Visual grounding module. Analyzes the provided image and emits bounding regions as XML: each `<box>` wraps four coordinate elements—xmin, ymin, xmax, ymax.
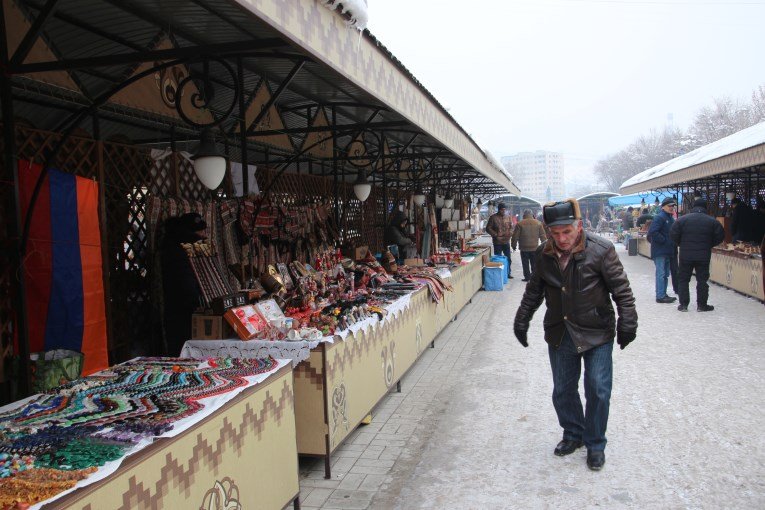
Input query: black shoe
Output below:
<box><xmin>656</xmin><ymin>296</ymin><xmax>676</xmax><ymax>304</ymax></box>
<box><xmin>521</xmin><ymin>278</ymin><xmax>529</xmax><ymax>282</ymax></box>
<box><xmin>554</xmin><ymin>439</ymin><xmax>584</xmax><ymax>457</ymax></box>
<box><xmin>677</xmin><ymin>304</ymin><xmax>688</xmax><ymax>312</ymax></box>
<box><xmin>508</xmin><ymin>275</ymin><xmax>514</xmax><ymax>279</ymax></box>
<box><xmin>697</xmin><ymin>304</ymin><xmax>714</xmax><ymax>312</ymax></box>
<box><xmin>586</xmin><ymin>450</ymin><xmax>605</xmax><ymax>471</ymax></box>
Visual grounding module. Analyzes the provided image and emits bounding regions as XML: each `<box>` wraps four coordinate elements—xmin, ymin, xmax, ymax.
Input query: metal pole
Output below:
<box><xmin>1</xmin><ymin>0</ymin><xmax>31</xmax><ymax>396</ymax></box>
<box><xmin>332</xmin><ymin>106</ymin><xmax>339</xmax><ymax>227</ymax></box>
<box><xmin>237</xmin><ymin>57</ymin><xmax>249</xmax><ymax>196</ymax></box>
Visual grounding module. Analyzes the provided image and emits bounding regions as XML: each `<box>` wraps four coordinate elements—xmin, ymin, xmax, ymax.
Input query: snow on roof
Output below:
<box><xmin>577</xmin><ymin>191</ymin><xmax>620</xmax><ymax>201</ymax></box>
<box><xmin>620</xmin><ymin>121</ymin><xmax>765</xmax><ymax>190</ymax></box>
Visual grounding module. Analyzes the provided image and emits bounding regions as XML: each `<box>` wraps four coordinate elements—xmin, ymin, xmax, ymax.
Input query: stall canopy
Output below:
<box><xmin>0</xmin><ymin>0</ymin><xmax>519</xmax><ymax>198</ymax></box>
<box><xmin>620</xmin><ymin>122</ymin><xmax>765</xmax><ymax>195</ymax></box>
<box><xmin>608</xmin><ymin>190</ymin><xmax>683</xmax><ymax>208</ymax></box>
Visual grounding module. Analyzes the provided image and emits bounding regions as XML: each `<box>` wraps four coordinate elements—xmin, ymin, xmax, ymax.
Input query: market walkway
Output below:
<box><xmin>298</xmin><ymin>243</ymin><xmax>765</xmax><ymax>509</ymax></box>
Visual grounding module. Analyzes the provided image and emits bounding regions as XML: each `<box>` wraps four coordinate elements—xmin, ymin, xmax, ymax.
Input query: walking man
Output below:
<box><xmin>486</xmin><ymin>202</ymin><xmax>514</xmax><ymax>279</ymax></box>
<box><xmin>512</xmin><ymin>209</ymin><xmax>547</xmax><ymax>281</ymax></box>
<box><xmin>647</xmin><ymin>197</ymin><xmax>677</xmax><ymax>304</ymax></box>
<box><xmin>670</xmin><ymin>198</ymin><xmax>725</xmax><ymax>312</ymax></box>
<box><xmin>513</xmin><ymin>199</ymin><xmax>637</xmax><ymax>471</ymax></box>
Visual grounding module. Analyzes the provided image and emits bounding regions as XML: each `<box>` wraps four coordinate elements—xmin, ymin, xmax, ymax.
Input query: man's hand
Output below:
<box><xmin>514</xmin><ymin>322</ymin><xmax>529</xmax><ymax>347</ymax></box>
<box><xmin>617</xmin><ymin>331</ymin><xmax>636</xmax><ymax>350</ymax></box>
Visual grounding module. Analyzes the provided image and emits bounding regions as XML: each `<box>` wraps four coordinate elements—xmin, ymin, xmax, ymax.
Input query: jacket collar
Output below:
<box><xmin>690</xmin><ymin>206</ymin><xmax>707</xmax><ymax>214</ymax></box>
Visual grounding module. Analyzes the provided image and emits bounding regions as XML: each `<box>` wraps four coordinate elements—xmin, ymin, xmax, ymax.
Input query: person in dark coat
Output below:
<box><xmin>636</xmin><ymin>208</ymin><xmax>653</xmax><ymax>228</ymax></box>
<box><xmin>730</xmin><ymin>197</ymin><xmax>757</xmax><ymax>243</ymax></box>
<box><xmin>513</xmin><ymin>198</ymin><xmax>637</xmax><ymax>472</ymax></box>
<box><xmin>647</xmin><ymin>197</ymin><xmax>677</xmax><ymax>303</ymax></box>
<box><xmin>486</xmin><ymin>202</ymin><xmax>514</xmax><ymax>278</ymax></box>
<box><xmin>670</xmin><ymin>198</ymin><xmax>725</xmax><ymax>312</ymax></box>
<box><xmin>161</xmin><ymin>213</ymin><xmax>206</xmax><ymax>356</ymax></box>
<box><xmin>384</xmin><ymin>210</ymin><xmax>415</xmax><ymax>260</ymax></box>
<box><xmin>621</xmin><ymin>207</ymin><xmax>634</xmax><ymax>232</ymax></box>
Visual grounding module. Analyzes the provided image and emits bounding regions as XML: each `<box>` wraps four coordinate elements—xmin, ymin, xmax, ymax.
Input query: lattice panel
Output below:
<box><xmin>176</xmin><ymin>155</ymin><xmax>209</xmax><ymax>202</ymax></box>
<box><xmin>254</xmin><ymin>168</ymin><xmax>411</xmax><ymax>252</ymax></box>
<box><xmin>102</xmin><ymin>142</ymin><xmax>155</xmax><ymax>360</ymax></box>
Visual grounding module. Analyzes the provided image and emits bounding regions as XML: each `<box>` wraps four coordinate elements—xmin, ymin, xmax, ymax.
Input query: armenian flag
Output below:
<box><xmin>18</xmin><ymin>161</ymin><xmax>109</xmax><ymax>375</ymax></box>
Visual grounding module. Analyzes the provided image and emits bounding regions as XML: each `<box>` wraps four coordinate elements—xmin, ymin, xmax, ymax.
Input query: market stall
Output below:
<box><xmin>0</xmin><ymin>357</ymin><xmax>299</xmax><ymax>510</ymax></box>
<box><xmin>620</xmin><ymin>123</ymin><xmax>765</xmax><ymax>302</ymax></box>
<box><xmin>181</xmin><ymin>251</ymin><xmax>485</xmax><ymax>478</ymax></box>
<box><xmin>710</xmin><ymin>246</ymin><xmax>764</xmax><ymax>301</ymax></box>
<box><xmin>1</xmin><ymin>1</ymin><xmax>519</xmax><ymax>506</ymax></box>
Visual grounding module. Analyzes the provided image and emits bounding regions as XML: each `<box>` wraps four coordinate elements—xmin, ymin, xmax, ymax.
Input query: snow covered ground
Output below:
<box><xmin>299</xmin><ymin>242</ymin><xmax>765</xmax><ymax>509</ymax></box>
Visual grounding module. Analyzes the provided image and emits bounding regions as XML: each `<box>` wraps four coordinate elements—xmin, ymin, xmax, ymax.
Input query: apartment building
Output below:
<box><xmin>501</xmin><ymin>151</ymin><xmax>565</xmax><ymax>202</ymax></box>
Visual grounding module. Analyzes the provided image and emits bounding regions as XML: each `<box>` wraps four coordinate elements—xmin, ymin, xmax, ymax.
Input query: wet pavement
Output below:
<box><xmin>298</xmin><ymin>241</ymin><xmax>765</xmax><ymax>509</ymax></box>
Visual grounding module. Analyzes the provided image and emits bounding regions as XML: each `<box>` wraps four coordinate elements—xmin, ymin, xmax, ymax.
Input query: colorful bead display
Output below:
<box><xmin>0</xmin><ymin>356</ymin><xmax>277</xmax><ymax>508</ymax></box>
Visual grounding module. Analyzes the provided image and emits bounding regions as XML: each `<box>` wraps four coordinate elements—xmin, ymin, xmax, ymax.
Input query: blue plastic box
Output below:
<box><xmin>490</xmin><ymin>255</ymin><xmax>509</xmax><ymax>284</ymax></box>
<box><xmin>483</xmin><ymin>267</ymin><xmax>504</xmax><ymax>291</ymax></box>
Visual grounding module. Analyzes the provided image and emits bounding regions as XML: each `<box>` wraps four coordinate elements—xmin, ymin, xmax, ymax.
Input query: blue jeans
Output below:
<box><xmin>548</xmin><ymin>331</ymin><xmax>613</xmax><ymax>451</ymax></box>
<box><xmin>654</xmin><ymin>256</ymin><xmax>671</xmax><ymax>299</ymax></box>
<box><xmin>493</xmin><ymin>243</ymin><xmax>512</xmax><ymax>276</ymax></box>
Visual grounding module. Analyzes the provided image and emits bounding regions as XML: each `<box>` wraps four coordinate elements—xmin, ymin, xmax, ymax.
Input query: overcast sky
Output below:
<box><xmin>366</xmin><ymin>0</ymin><xmax>765</xmax><ymax>187</ymax></box>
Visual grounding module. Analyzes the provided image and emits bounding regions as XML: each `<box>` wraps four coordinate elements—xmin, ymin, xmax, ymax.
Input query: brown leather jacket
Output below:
<box><xmin>514</xmin><ymin>232</ymin><xmax>637</xmax><ymax>352</ymax></box>
<box><xmin>486</xmin><ymin>213</ymin><xmax>513</xmax><ymax>245</ymax></box>
<box><xmin>511</xmin><ymin>217</ymin><xmax>547</xmax><ymax>252</ymax></box>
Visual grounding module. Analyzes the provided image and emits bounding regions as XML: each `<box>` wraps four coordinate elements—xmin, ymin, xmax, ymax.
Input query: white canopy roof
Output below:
<box><xmin>620</xmin><ymin>122</ymin><xmax>765</xmax><ymax>194</ymax></box>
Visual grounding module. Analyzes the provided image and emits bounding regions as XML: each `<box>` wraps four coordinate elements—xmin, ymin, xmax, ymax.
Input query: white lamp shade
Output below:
<box><xmin>444</xmin><ymin>199</ymin><xmax>454</xmax><ymax>208</ymax></box>
<box><xmin>413</xmin><ymin>194</ymin><xmax>426</xmax><ymax>206</ymax></box>
<box><xmin>725</xmin><ymin>191</ymin><xmax>736</xmax><ymax>201</ymax></box>
<box><xmin>193</xmin><ymin>156</ymin><xmax>226</xmax><ymax>190</ymax></box>
<box><xmin>354</xmin><ymin>182</ymin><xmax>372</xmax><ymax>202</ymax></box>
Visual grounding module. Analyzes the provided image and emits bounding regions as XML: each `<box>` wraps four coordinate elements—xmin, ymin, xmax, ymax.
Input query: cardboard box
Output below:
<box><xmin>404</xmin><ymin>258</ymin><xmax>425</xmax><ymax>267</ymax></box>
<box><xmin>458</xmin><ymin>220</ymin><xmax>467</xmax><ymax>230</ymax></box>
<box><xmin>438</xmin><ymin>207</ymin><xmax>452</xmax><ymax>222</ymax></box>
<box><xmin>191</xmin><ymin>314</ymin><xmax>234</xmax><ymax>340</ymax></box>
<box><xmin>224</xmin><ymin>305</ymin><xmax>269</xmax><ymax>340</ymax></box>
<box><xmin>452</xmin><ymin>210</ymin><xmax>461</xmax><ymax>221</ymax></box>
<box><xmin>254</xmin><ymin>299</ymin><xmax>286</xmax><ymax>325</ymax></box>
<box><xmin>446</xmin><ymin>220</ymin><xmax>458</xmax><ymax>232</ymax></box>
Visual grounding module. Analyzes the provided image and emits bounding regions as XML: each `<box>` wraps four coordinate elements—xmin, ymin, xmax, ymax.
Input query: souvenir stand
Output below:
<box><xmin>620</xmin><ymin>123</ymin><xmax>765</xmax><ymax>302</ymax></box>
<box><xmin>0</xmin><ymin>0</ymin><xmax>519</xmax><ymax>508</ymax></box>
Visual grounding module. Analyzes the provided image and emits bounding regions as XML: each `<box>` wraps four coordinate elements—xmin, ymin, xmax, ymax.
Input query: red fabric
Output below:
<box><xmin>76</xmin><ymin>177</ymin><xmax>109</xmax><ymax>374</ymax></box>
<box><xmin>17</xmin><ymin>161</ymin><xmax>52</xmax><ymax>354</ymax></box>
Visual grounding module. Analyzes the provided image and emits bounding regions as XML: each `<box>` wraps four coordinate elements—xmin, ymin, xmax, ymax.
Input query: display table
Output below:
<box><xmin>709</xmin><ymin>249</ymin><xmax>764</xmax><ymax>302</ymax></box>
<box><xmin>637</xmin><ymin>237</ymin><xmax>651</xmax><ymax>258</ymax></box>
<box><xmin>182</xmin><ymin>252</ymin><xmax>486</xmax><ymax>478</ymax></box>
<box><xmin>42</xmin><ymin>362</ymin><xmax>299</xmax><ymax>510</ymax></box>
<box><xmin>293</xmin><ymin>252</ymin><xmax>484</xmax><ymax>477</ymax></box>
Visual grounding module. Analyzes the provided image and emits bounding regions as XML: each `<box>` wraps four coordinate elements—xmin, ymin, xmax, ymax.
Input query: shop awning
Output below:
<box><xmin>2</xmin><ymin>0</ymin><xmax>519</xmax><ymax>196</ymax></box>
<box><xmin>620</xmin><ymin>122</ymin><xmax>765</xmax><ymax>194</ymax></box>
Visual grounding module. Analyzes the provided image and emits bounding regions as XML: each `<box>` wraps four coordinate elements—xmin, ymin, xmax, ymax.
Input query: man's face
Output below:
<box><xmin>661</xmin><ymin>204</ymin><xmax>675</xmax><ymax>214</ymax></box>
<box><xmin>500</xmin><ymin>208</ymin><xmax>507</xmax><ymax>216</ymax></box>
<box><xmin>549</xmin><ymin>221</ymin><xmax>582</xmax><ymax>251</ymax></box>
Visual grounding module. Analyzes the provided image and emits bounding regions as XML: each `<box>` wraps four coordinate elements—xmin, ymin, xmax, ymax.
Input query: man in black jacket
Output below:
<box><xmin>514</xmin><ymin>198</ymin><xmax>637</xmax><ymax>472</ymax></box>
<box><xmin>670</xmin><ymin>198</ymin><xmax>725</xmax><ymax>312</ymax></box>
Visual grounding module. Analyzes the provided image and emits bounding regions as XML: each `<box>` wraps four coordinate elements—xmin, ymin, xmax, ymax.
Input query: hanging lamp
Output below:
<box><xmin>413</xmin><ymin>183</ymin><xmax>426</xmax><ymax>206</ymax></box>
<box><xmin>353</xmin><ymin>168</ymin><xmax>372</xmax><ymax>202</ymax></box>
<box><xmin>192</xmin><ymin>128</ymin><xmax>227</xmax><ymax>190</ymax></box>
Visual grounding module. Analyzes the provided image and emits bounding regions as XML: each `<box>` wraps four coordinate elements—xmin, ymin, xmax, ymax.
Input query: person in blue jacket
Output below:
<box><xmin>647</xmin><ymin>197</ymin><xmax>677</xmax><ymax>303</ymax></box>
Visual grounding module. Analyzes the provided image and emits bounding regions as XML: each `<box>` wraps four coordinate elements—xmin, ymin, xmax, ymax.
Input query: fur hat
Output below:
<box><xmin>543</xmin><ymin>198</ymin><xmax>581</xmax><ymax>227</ymax></box>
